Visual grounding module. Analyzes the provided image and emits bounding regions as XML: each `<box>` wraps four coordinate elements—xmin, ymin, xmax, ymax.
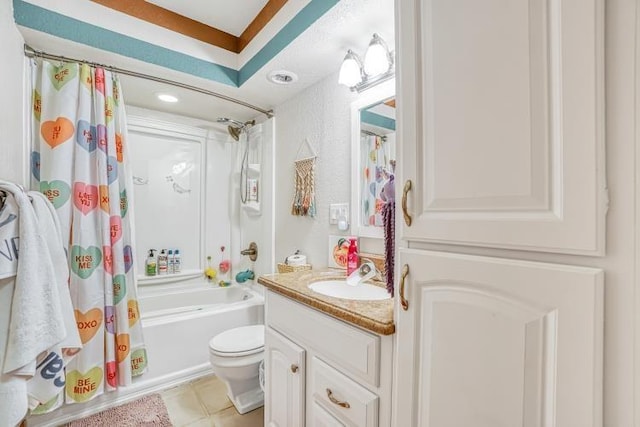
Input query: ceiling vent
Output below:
<box><xmin>267</xmin><ymin>70</ymin><xmax>298</xmax><ymax>85</ymax></box>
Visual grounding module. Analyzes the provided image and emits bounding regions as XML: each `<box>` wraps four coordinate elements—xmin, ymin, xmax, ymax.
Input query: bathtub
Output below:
<box><xmin>138</xmin><ymin>282</ymin><xmax>264</xmax><ymax>383</ymax></box>
<box><xmin>28</xmin><ymin>281</ymin><xmax>264</xmax><ymax>427</ymax></box>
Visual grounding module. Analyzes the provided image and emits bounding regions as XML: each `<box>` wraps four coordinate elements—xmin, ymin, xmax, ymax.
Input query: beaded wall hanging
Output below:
<box><xmin>291</xmin><ymin>138</ymin><xmax>317</xmax><ymax>217</ymax></box>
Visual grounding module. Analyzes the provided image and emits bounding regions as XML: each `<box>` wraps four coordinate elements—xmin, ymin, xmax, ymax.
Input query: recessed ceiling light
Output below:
<box><xmin>267</xmin><ymin>70</ymin><xmax>298</xmax><ymax>85</ymax></box>
<box><xmin>156</xmin><ymin>93</ymin><xmax>179</xmax><ymax>103</ymax></box>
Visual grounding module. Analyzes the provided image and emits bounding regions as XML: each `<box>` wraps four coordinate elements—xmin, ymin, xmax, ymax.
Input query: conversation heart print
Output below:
<box><xmin>73</xmin><ymin>182</ymin><xmax>98</xmax><ymax>215</ymax></box>
<box><xmin>41</xmin><ymin>117</ymin><xmax>74</xmax><ymax>149</ymax></box>
<box><xmin>66</xmin><ymin>367</ymin><xmax>103</xmax><ymax>403</ymax></box>
<box><xmin>70</xmin><ymin>245</ymin><xmax>102</xmax><ymax>279</ymax></box>
<box><xmin>74</xmin><ymin>308</ymin><xmax>103</xmax><ymax>344</ymax></box>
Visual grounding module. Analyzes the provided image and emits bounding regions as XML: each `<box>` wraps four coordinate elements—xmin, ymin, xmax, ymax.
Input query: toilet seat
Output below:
<box><xmin>209</xmin><ymin>325</ymin><xmax>264</xmax><ymax>357</ymax></box>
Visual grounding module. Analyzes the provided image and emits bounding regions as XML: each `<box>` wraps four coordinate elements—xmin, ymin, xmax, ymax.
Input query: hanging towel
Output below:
<box><xmin>0</xmin><ymin>188</ymin><xmax>28</xmax><ymax>427</ymax></box>
<box><xmin>27</xmin><ymin>191</ymin><xmax>82</xmax><ymax>410</ymax></box>
<box><xmin>0</xmin><ymin>180</ymin><xmax>66</xmax><ymax>375</ymax></box>
<box><xmin>381</xmin><ymin>175</ymin><xmax>395</xmax><ymax>297</ymax></box>
<box><xmin>29</xmin><ymin>191</ymin><xmax>81</xmax><ymax>354</ymax></box>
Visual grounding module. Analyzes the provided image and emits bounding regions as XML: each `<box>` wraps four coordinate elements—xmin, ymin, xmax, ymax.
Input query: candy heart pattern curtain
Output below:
<box><xmin>29</xmin><ymin>60</ymin><xmax>147</xmax><ymax>411</ymax></box>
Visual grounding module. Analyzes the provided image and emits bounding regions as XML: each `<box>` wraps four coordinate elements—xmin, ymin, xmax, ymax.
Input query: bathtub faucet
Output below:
<box><xmin>240</xmin><ymin>242</ymin><xmax>258</xmax><ymax>261</ymax></box>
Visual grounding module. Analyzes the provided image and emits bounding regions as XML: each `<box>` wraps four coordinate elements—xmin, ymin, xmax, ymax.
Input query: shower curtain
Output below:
<box><xmin>361</xmin><ymin>135</ymin><xmax>392</xmax><ymax>227</ymax></box>
<box><xmin>29</xmin><ymin>60</ymin><xmax>146</xmax><ymax>411</ymax></box>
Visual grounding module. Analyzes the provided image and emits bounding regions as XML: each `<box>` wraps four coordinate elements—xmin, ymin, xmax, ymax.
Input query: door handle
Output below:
<box><xmin>402</xmin><ymin>180</ymin><xmax>412</xmax><ymax>226</ymax></box>
<box><xmin>326</xmin><ymin>388</ymin><xmax>350</xmax><ymax>408</ymax></box>
<box><xmin>290</xmin><ymin>364</ymin><xmax>299</xmax><ymax>373</ymax></box>
<box><xmin>400</xmin><ymin>264</ymin><xmax>409</xmax><ymax>311</ymax></box>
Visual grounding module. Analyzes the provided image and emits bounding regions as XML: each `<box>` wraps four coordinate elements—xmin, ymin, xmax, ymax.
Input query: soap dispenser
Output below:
<box><xmin>145</xmin><ymin>249</ymin><xmax>157</xmax><ymax>276</ymax></box>
<box><xmin>346</xmin><ymin>238</ymin><xmax>358</xmax><ymax>276</ymax></box>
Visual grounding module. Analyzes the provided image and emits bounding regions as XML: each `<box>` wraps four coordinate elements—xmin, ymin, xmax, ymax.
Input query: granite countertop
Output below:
<box><xmin>257</xmin><ymin>269</ymin><xmax>395</xmax><ymax>335</ymax></box>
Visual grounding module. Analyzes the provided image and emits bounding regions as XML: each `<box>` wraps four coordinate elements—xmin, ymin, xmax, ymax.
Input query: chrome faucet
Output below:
<box><xmin>347</xmin><ymin>258</ymin><xmax>384</xmax><ymax>286</ymax></box>
<box><xmin>359</xmin><ymin>258</ymin><xmax>384</xmax><ymax>282</ymax></box>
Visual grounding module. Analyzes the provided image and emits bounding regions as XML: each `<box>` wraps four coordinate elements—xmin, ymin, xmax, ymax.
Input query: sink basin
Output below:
<box><xmin>308</xmin><ymin>280</ymin><xmax>391</xmax><ymax>301</ymax></box>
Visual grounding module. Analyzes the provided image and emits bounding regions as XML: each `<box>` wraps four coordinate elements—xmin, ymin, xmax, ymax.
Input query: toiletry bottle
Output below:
<box><xmin>158</xmin><ymin>249</ymin><xmax>168</xmax><ymax>275</ymax></box>
<box><xmin>174</xmin><ymin>249</ymin><xmax>181</xmax><ymax>273</ymax></box>
<box><xmin>347</xmin><ymin>238</ymin><xmax>358</xmax><ymax>276</ymax></box>
<box><xmin>145</xmin><ymin>249</ymin><xmax>157</xmax><ymax>276</ymax></box>
<box><xmin>168</xmin><ymin>249</ymin><xmax>174</xmax><ymax>274</ymax></box>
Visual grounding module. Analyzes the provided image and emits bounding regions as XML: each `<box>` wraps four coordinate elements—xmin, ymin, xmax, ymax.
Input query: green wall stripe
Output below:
<box><xmin>238</xmin><ymin>0</ymin><xmax>340</xmax><ymax>85</ymax></box>
<box><xmin>14</xmin><ymin>0</ymin><xmax>238</xmax><ymax>87</ymax></box>
<box><xmin>361</xmin><ymin>110</ymin><xmax>396</xmax><ymax>131</ymax></box>
<box><xmin>14</xmin><ymin>0</ymin><xmax>340</xmax><ymax>88</ymax></box>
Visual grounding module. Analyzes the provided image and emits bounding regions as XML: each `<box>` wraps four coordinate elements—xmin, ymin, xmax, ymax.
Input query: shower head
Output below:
<box><xmin>216</xmin><ymin>118</ymin><xmax>256</xmax><ymax>141</ymax></box>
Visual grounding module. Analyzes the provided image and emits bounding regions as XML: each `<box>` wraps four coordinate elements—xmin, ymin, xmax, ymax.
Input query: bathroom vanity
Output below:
<box><xmin>258</xmin><ymin>270</ymin><xmax>394</xmax><ymax>427</ymax></box>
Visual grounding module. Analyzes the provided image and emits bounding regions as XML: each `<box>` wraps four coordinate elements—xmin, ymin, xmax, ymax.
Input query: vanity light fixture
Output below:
<box><xmin>339</xmin><ymin>33</ymin><xmax>394</xmax><ymax>93</ymax></box>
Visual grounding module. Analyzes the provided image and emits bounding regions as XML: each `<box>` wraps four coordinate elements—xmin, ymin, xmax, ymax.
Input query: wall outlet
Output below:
<box><xmin>329</xmin><ymin>203</ymin><xmax>349</xmax><ymax>225</ymax></box>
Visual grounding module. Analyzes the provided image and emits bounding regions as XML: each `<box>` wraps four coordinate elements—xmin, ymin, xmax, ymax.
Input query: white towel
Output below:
<box><xmin>0</xmin><ymin>180</ymin><xmax>66</xmax><ymax>374</ymax></box>
<box><xmin>29</xmin><ymin>191</ymin><xmax>81</xmax><ymax>354</ymax></box>
<box><xmin>0</xmin><ymin>188</ymin><xmax>28</xmax><ymax>426</ymax></box>
<box><xmin>26</xmin><ymin>192</ymin><xmax>82</xmax><ymax>410</ymax></box>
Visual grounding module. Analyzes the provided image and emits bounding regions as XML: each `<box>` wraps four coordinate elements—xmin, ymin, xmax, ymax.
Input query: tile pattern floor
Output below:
<box><xmin>160</xmin><ymin>375</ymin><xmax>264</xmax><ymax>427</ymax></box>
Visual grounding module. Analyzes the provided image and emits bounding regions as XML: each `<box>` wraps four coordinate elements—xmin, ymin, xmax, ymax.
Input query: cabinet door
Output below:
<box><xmin>265</xmin><ymin>327</ymin><xmax>305</xmax><ymax>427</ymax></box>
<box><xmin>396</xmin><ymin>0</ymin><xmax>606</xmax><ymax>255</ymax></box>
<box><xmin>393</xmin><ymin>249</ymin><xmax>603</xmax><ymax>427</ymax></box>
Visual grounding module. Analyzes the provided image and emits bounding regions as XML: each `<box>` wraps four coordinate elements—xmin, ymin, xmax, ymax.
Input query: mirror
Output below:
<box><xmin>350</xmin><ymin>79</ymin><xmax>396</xmax><ymax>239</ymax></box>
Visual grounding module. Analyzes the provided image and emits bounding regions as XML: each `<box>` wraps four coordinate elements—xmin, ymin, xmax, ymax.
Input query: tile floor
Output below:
<box><xmin>160</xmin><ymin>375</ymin><xmax>264</xmax><ymax>427</ymax></box>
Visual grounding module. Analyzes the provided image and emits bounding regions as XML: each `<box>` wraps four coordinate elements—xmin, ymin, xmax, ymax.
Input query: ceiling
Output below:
<box><xmin>14</xmin><ymin>0</ymin><xmax>396</xmax><ymax>124</ymax></box>
<box><xmin>147</xmin><ymin>0</ymin><xmax>269</xmax><ymax>37</ymax></box>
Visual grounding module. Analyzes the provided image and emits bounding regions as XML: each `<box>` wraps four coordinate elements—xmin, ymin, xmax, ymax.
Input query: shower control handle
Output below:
<box><xmin>240</xmin><ymin>242</ymin><xmax>258</xmax><ymax>262</ymax></box>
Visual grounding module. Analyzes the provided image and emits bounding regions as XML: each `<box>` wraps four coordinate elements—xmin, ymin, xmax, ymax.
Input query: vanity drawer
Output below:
<box><xmin>311</xmin><ymin>357</ymin><xmax>378</xmax><ymax>427</ymax></box>
<box><xmin>266</xmin><ymin>291</ymin><xmax>380</xmax><ymax>386</ymax></box>
<box><xmin>311</xmin><ymin>401</ymin><xmax>345</xmax><ymax>427</ymax></box>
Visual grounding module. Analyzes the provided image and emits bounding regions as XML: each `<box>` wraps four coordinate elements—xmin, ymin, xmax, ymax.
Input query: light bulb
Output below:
<box><xmin>364</xmin><ymin>34</ymin><xmax>391</xmax><ymax>76</ymax></box>
<box><xmin>338</xmin><ymin>50</ymin><xmax>363</xmax><ymax>87</ymax></box>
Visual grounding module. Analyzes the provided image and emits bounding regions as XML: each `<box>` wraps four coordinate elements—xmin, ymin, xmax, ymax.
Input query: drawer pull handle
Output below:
<box><xmin>400</xmin><ymin>264</ymin><xmax>409</xmax><ymax>311</ymax></box>
<box><xmin>326</xmin><ymin>388</ymin><xmax>350</xmax><ymax>409</ymax></box>
<box><xmin>402</xmin><ymin>180</ymin><xmax>413</xmax><ymax>226</ymax></box>
<box><xmin>290</xmin><ymin>364</ymin><xmax>299</xmax><ymax>373</ymax></box>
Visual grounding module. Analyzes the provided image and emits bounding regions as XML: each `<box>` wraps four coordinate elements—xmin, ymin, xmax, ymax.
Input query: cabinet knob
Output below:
<box><xmin>400</xmin><ymin>264</ymin><xmax>409</xmax><ymax>311</ymax></box>
<box><xmin>402</xmin><ymin>180</ymin><xmax>413</xmax><ymax>226</ymax></box>
<box><xmin>290</xmin><ymin>364</ymin><xmax>299</xmax><ymax>373</ymax></box>
<box><xmin>326</xmin><ymin>388</ymin><xmax>351</xmax><ymax>408</ymax></box>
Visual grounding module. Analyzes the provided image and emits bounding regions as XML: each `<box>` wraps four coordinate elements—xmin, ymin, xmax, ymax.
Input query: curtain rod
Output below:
<box><xmin>24</xmin><ymin>45</ymin><xmax>274</xmax><ymax>118</ymax></box>
<box><xmin>361</xmin><ymin>129</ymin><xmax>387</xmax><ymax>139</ymax></box>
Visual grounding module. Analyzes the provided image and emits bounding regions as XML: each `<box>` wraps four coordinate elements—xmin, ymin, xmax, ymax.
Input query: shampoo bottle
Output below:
<box><xmin>174</xmin><ymin>249</ymin><xmax>181</xmax><ymax>274</ymax></box>
<box><xmin>158</xmin><ymin>249</ymin><xmax>168</xmax><ymax>275</ymax></box>
<box><xmin>168</xmin><ymin>249</ymin><xmax>174</xmax><ymax>274</ymax></box>
<box><xmin>145</xmin><ymin>249</ymin><xmax>157</xmax><ymax>276</ymax></box>
<box><xmin>347</xmin><ymin>238</ymin><xmax>358</xmax><ymax>276</ymax></box>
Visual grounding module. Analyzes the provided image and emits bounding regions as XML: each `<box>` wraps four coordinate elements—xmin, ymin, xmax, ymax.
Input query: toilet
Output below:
<box><xmin>208</xmin><ymin>324</ymin><xmax>265</xmax><ymax>414</ymax></box>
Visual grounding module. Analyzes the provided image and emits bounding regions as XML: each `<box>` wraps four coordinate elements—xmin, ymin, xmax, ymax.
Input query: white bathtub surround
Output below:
<box><xmin>28</xmin><ymin>282</ymin><xmax>264</xmax><ymax>427</ymax></box>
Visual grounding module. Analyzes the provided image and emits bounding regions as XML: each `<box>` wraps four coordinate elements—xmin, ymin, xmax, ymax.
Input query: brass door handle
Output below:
<box><xmin>400</xmin><ymin>264</ymin><xmax>409</xmax><ymax>311</ymax></box>
<box><xmin>402</xmin><ymin>180</ymin><xmax>412</xmax><ymax>226</ymax></box>
<box><xmin>326</xmin><ymin>388</ymin><xmax>350</xmax><ymax>408</ymax></box>
<box><xmin>290</xmin><ymin>364</ymin><xmax>299</xmax><ymax>373</ymax></box>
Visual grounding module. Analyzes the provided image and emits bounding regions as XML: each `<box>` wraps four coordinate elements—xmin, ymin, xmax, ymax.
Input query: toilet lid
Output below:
<box><xmin>209</xmin><ymin>325</ymin><xmax>265</xmax><ymax>355</ymax></box>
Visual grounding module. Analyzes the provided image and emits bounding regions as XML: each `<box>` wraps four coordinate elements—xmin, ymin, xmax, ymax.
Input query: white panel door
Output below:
<box><xmin>265</xmin><ymin>327</ymin><xmax>306</xmax><ymax>427</ymax></box>
<box><xmin>392</xmin><ymin>249</ymin><xmax>603</xmax><ymax>427</ymax></box>
<box><xmin>396</xmin><ymin>0</ymin><xmax>606</xmax><ymax>255</ymax></box>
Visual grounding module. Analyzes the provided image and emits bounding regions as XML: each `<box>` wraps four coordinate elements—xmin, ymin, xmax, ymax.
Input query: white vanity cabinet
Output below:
<box><xmin>264</xmin><ymin>290</ymin><xmax>393</xmax><ymax>427</ymax></box>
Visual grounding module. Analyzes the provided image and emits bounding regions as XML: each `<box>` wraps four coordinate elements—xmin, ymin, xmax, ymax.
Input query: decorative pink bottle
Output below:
<box><xmin>346</xmin><ymin>238</ymin><xmax>358</xmax><ymax>276</ymax></box>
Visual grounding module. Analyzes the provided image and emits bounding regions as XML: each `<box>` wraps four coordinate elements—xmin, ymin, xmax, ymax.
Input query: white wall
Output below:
<box><xmin>0</xmin><ymin>1</ymin><xmax>26</xmax><ymax>185</ymax></box>
<box><xmin>273</xmin><ymin>72</ymin><xmax>388</xmax><ymax>268</ymax></box>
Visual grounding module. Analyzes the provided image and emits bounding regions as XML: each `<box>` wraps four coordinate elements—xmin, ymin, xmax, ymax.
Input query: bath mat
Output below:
<box><xmin>66</xmin><ymin>393</ymin><xmax>172</xmax><ymax>426</ymax></box>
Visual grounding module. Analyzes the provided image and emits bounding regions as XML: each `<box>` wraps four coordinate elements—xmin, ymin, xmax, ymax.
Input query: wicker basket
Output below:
<box><xmin>277</xmin><ymin>263</ymin><xmax>312</xmax><ymax>273</ymax></box>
